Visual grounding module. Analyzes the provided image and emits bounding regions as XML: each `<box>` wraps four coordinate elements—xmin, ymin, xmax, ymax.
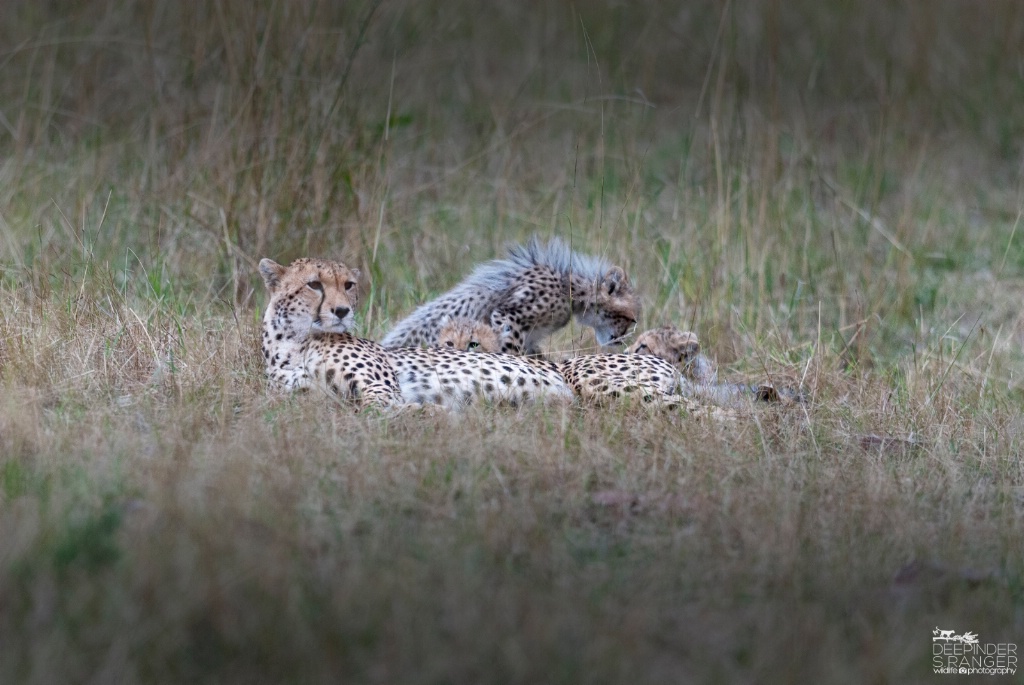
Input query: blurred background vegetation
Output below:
<box><xmin>2</xmin><ymin>1</ymin><xmax>1021</xmax><ymax>364</ymax></box>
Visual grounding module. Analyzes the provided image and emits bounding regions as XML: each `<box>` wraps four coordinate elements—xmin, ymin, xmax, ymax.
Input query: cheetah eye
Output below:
<box><xmin>307</xmin><ymin>280</ymin><xmax>323</xmax><ymax>292</ymax></box>
<box><xmin>636</xmin><ymin>343</ymin><xmax>648</xmax><ymax>352</ymax></box>
<box><xmin>445</xmin><ymin>341</ymin><xmax>455</xmax><ymax>348</ymax></box>
<box><xmin>344</xmin><ymin>280</ymin><xmax>356</xmax><ymax>291</ymax></box>
<box><xmin>467</xmin><ymin>341</ymin><xmax>480</xmax><ymax>349</ymax></box>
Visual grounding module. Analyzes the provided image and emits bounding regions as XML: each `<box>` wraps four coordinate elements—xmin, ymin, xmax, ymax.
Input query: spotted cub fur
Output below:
<box><xmin>626</xmin><ymin>325</ymin><xmax>802</xmax><ymax>404</ymax></box>
<box><xmin>381</xmin><ymin>237</ymin><xmax>640</xmax><ymax>355</ymax></box>
<box><xmin>625</xmin><ymin>326</ymin><xmax>718</xmax><ymax>384</ymax></box>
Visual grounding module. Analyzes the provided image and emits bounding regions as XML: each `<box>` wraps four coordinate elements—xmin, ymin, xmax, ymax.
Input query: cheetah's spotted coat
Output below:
<box><xmin>260</xmin><ymin>257</ymin><xmax>573</xmax><ymax>410</ymax></box>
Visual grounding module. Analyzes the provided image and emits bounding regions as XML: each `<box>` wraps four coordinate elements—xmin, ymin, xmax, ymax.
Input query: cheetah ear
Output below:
<box><xmin>259</xmin><ymin>258</ymin><xmax>286</xmax><ymax>291</ymax></box>
<box><xmin>439</xmin><ymin>315</ymin><xmax>451</xmax><ymax>327</ymax></box>
<box><xmin>604</xmin><ymin>266</ymin><xmax>627</xmax><ymax>295</ymax></box>
<box><xmin>683</xmin><ymin>333</ymin><xmax>701</xmax><ymax>357</ymax></box>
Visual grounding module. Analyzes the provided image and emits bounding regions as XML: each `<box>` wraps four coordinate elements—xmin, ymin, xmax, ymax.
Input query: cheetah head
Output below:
<box><xmin>259</xmin><ymin>257</ymin><xmax>360</xmax><ymax>334</ymax></box>
<box><xmin>437</xmin><ymin>316</ymin><xmax>501</xmax><ymax>353</ymax></box>
<box><xmin>576</xmin><ymin>265</ymin><xmax>640</xmax><ymax>346</ymax></box>
<box><xmin>625</xmin><ymin>326</ymin><xmax>701</xmax><ymax>369</ymax></box>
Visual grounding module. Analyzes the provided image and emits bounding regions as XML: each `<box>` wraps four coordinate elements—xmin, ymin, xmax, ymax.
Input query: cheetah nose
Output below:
<box><xmin>332</xmin><ymin>306</ymin><xmax>350</xmax><ymax>319</ymax></box>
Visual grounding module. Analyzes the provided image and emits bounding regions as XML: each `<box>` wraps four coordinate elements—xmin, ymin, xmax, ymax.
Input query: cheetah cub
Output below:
<box><xmin>440</xmin><ymin>314</ymin><xmax>701</xmax><ymax>409</ymax></box>
<box><xmin>436</xmin><ymin>316</ymin><xmax>501</xmax><ymax>353</ymax></box>
<box><xmin>382</xmin><ymin>236</ymin><xmax>640</xmax><ymax>356</ymax></box>
<box><xmin>626</xmin><ymin>326</ymin><xmax>718</xmax><ymax>385</ymax></box>
<box><xmin>260</xmin><ymin>257</ymin><xmax>573</xmax><ymax>410</ymax></box>
<box><xmin>626</xmin><ymin>326</ymin><xmax>802</xmax><ymax>404</ymax></box>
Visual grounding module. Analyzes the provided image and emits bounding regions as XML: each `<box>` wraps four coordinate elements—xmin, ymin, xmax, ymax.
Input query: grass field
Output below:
<box><xmin>1</xmin><ymin>1</ymin><xmax>1023</xmax><ymax>683</ymax></box>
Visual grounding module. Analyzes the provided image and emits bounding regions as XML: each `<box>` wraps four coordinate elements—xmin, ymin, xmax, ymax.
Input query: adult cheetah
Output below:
<box><xmin>259</xmin><ymin>257</ymin><xmax>403</xmax><ymax>406</ymax></box>
<box><xmin>381</xmin><ymin>236</ymin><xmax>640</xmax><ymax>356</ymax></box>
<box><xmin>259</xmin><ymin>257</ymin><xmax>573</xmax><ymax>410</ymax></box>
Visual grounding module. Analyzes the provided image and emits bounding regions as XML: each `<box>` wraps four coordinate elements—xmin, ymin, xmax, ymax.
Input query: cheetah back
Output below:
<box><xmin>559</xmin><ymin>354</ymin><xmax>680</xmax><ymax>404</ymax></box>
<box><xmin>387</xmin><ymin>347</ymin><xmax>572</xmax><ymax>408</ymax></box>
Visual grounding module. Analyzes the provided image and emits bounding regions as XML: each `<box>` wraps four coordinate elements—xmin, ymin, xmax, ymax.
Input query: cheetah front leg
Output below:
<box><xmin>356</xmin><ymin>380</ymin><xmax>405</xmax><ymax>411</ymax></box>
<box><xmin>489</xmin><ymin>309</ymin><xmax>527</xmax><ymax>356</ymax></box>
<box><xmin>313</xmin><ymin>365</ymin><xmax>404</xmax><ymax>411</ymax></box>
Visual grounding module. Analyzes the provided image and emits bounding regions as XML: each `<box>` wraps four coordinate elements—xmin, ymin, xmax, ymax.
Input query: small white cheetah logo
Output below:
<box><xmin>933</xmin><ymin>627</ymin><xmax>979</xmax><ymax>644</ymax></box>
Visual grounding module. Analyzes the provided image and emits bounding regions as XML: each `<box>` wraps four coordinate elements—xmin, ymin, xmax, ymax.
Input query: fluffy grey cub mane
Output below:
<box><xmin>380</xmin><ymin>236</ymin><xmax>613</xmax><ymax>349</ymax></box>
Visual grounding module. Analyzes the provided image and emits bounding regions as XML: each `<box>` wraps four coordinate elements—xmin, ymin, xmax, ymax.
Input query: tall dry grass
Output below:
<box><xmin>1</xmin><ymin>1</ymin><xmax>1023</xmax><ymax>683</ymax></box>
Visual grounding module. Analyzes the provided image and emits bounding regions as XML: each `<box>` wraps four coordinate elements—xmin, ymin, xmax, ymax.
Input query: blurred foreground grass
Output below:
<box><xmin>0</xmin><ymin>1</ymin><xmax>1023</xmax><ymax>683</ymax></box>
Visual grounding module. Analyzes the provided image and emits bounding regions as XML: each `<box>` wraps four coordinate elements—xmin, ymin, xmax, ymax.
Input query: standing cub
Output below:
<box><xmin>381</xmin><ymin>237</ymin><xmax>640</xmax><ymax>355</ymax></box>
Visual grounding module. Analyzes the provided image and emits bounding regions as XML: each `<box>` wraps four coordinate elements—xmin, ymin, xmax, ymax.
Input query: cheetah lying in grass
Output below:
<box><xmin>260</xmin><ymin>257</ymin><xmax>402</xmax><ymax>406</ymax></box>
<box><xmin>625</xmin><ymin>326</ymin><xmax>717</xmax><ymax>384</ymax></box>
<box><xmin>381</xmin><ymin>236</ymin><xmax>640</xmax><ymax>356</ymax></box>
<box><xmin>440</xmin><ymin>316</ymin><xmax>798</xmax><ymax>409</ymax></box>
<box><xmin>259</xmin><ymin>258</ymin><xmax>573</xmax><ymax>410</ymax></box>
<box><xmin>626</xmin><ymin>326</ymin><xmax>804</xmax><ymax>404</ymax></box>
<box><xmin>438</xmin><ymin>316</ymin><xmax>700</xmax><ymax>409</ymax></box>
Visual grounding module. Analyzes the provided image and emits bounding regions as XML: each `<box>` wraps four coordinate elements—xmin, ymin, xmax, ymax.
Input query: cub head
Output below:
<box><xmin>577</xmin><ymin>265</ymin><xmax>640</xmax><ymax>346</ymax></box>
<box><xmin>626</xmin><ymin>326</ymin><xmax>702</xmax><ymax>369</ymax></box>
<box><xmin>436</xmin><ymin>317</ymin><xmax>501</xmax><ymax>353</ymax></box>
<box><xmin>259</xmin><ymin>257</ymin><xmax>360</xmax><ymax>334</ymax></box>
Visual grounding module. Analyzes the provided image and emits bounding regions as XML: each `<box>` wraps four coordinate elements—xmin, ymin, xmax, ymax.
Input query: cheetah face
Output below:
<box><xmin>259</xmin><ymin>257</ymin><xmax>360</xmax><ymax>334</ymax></box>
<box><xmin>626</xmin><ymin>326</ymin><xmax>701</xmax><ymax>369</ymax></box>
<box><xmin>577</xmin><ymin>265</ymin><xmax>640</xmax><ymax>346</ymax></box>
<box><xmin>436</xmin><ymin>316</ymin><xmax>501</xmax><ymax>353</ymax></box>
